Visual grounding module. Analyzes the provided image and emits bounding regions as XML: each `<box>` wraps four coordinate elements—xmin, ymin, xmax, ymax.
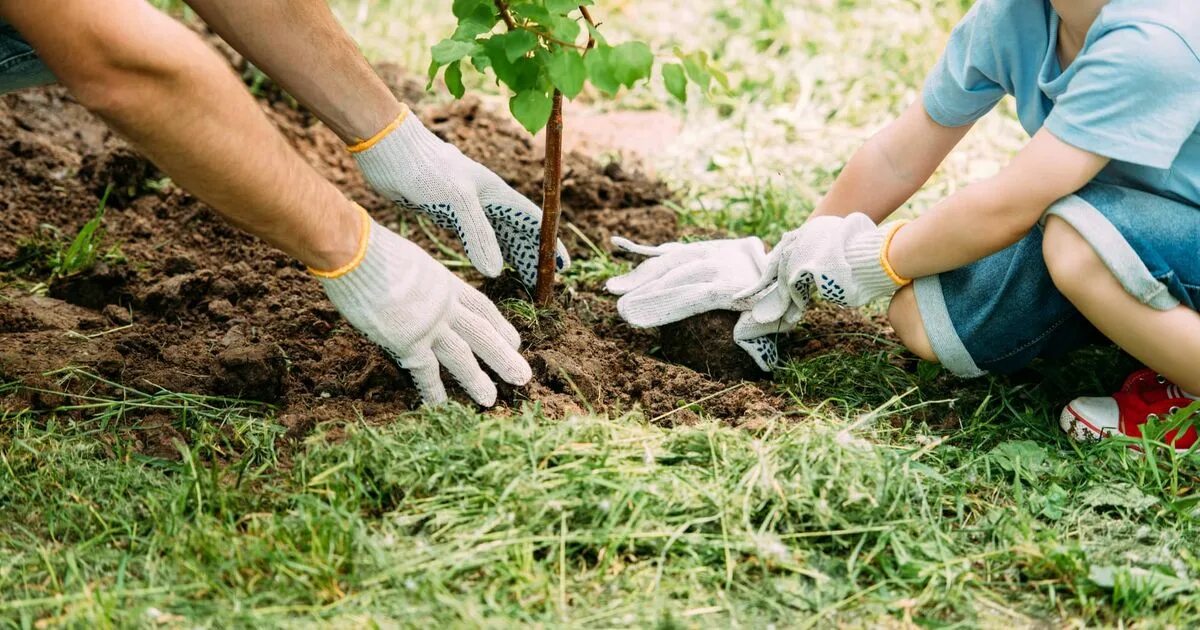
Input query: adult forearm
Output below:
<box><xmin>184</xmin><ymin>0</ymin><xmax>401</xmax><ymax>143</ymax></box>
<box><xmin>0</xmin><ymin>0</ymin><xmax>361</xmax><ymax>270</ymax></box>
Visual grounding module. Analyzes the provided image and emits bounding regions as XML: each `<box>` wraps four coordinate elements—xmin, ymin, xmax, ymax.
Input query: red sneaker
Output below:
<box><xmin>1060</xmin><ymin>390</ymin><xmax>1199</xmax><ymax>451</ymax></box>
<box><xmin>1119</xmin><ymin>367</ymin><xmax>1183</xmax><ymax>403</ymax></box>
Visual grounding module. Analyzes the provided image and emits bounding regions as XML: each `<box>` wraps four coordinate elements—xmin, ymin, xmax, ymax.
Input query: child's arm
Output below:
<box><xmin>812</xmin><ymin>100</ymin><xmax>973</xmax><ymax>223</ymax></box>
<box><xmin>887</xmin><ymin>127</ymin><xmax>1109</xmax><ymax>279</ymax></box>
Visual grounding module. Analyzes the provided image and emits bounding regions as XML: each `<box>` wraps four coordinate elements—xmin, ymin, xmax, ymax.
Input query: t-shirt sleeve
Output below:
<box><xmin>922</xmin><ymin>1</ymin><xmax>1008</xmax><ymax>127</ymax></box>
<box><xmin>1045</xmin><ymin>24</ymin><xmax>1200</xmax><ymax>169</ymax></box>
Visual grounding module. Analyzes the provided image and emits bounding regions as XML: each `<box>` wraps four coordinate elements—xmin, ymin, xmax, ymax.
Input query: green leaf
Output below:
<box><xmin>445</xmin><ymin>61</ymin><xmax>466</xmax><ymax>99</ymax></box>
<box><xmin>547</xmin><ymin>15</ymin><xmax>581</xmax><ymax>42</ymax></box>
<box><xmin>513</xmin><ymin>4</ymin><xmax>551</xmax><ymax>23</ymax></box>
<box><xmin>452</xmin><ymin>4</ymin><xmax>497</xmax><ymax>40</ymax></box>
<box><xmin>662</xmin><ymin>63</ymin><xmax>687</xmax><ymax>103</ymax></box>
<box><xmin>585</xmin><ymin>21</ymin><xmax>607</xmax><ymax>47</ymax></box>
<box><xmin>545</xmin><ymin>0</ymin><xmax>579</xmax><ymax>13</ymax></box>
<box><xmin>471</xmin><ymin>51</ymin><xmax>492</xmax><ymax>73</ymax></box>
<box><xmin>452</xmin><ymin>0</ymin><xmax>485</xmax><ymax>19</ymax></box>
<box><xmin>709</xmin><ymin>64</ymin><xmax>731</xmax><ymax>91</ymax></box>
<box><xmin>499</xmin><ymin>30</ymin><xmax>538</xmax><ymax>62</ymax></box>
<box><xmin>426</xmin><ymin>59</ymin><xmax>440</xmax><ymax>90</ymax></box>
<box><xmin>609</xmin><ymin>41</ymin><xmax>653</xmax><ymax>88</ymax></box>
<box><xmin>510</xmin><ymin>89</ymin><xmax>553</xmax><ymax>133</ymax></box>
<box><xmin>546</xmin><ymin>49</ymin><xmax>586</xmax><ymax>99</ymax></box>
<box><xmin>432</xmin><ymin>38</ymin><xmax>477</xmax><ymax>65</ymax></box>
<box><xmin>585</xmin><ymin>46</ymin><xmax>619</xmax><ymax>95</ymax></box>
<box><xmin>484</xmin><ymin>37</ymin><xmax>540</xmax><ymax>91</ymax></box>
<box><xmin>679</xmin><ymin>50</ymin><xmax>711</xmax><ymax>92</ymax></box>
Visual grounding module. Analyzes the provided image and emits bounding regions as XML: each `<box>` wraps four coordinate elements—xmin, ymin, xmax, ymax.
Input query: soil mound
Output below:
<box><xmin>0</xmin><ymin>40</ymin><xmax>893</xmax><ymax>443</ymax></box>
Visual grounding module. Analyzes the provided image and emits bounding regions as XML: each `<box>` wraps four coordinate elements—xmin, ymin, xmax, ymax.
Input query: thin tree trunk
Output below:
<box><xmin>534</xmin><ymin>90</ymin><xmax>564</xmax><ymax>306</ymax></box>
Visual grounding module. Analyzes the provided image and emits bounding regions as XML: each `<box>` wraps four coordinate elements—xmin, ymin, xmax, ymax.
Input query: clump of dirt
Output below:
<box><xmin>0</xmin><ymin>36</ymin><xmax>895</xmax><ymax>453</ymax></box>
<box><xmin>659</xmin><ymin>311</ymin><xmax>765</xmax><ymax>381</ymax></box>
<box><xmin>78</xmin><ymin>144</ymin><xmax>160</xmax><ymax>207</ymax></box>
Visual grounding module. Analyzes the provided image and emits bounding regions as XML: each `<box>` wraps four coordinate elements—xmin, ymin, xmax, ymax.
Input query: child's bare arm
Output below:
<box><xmin>888</xmin><ymin>128</ymin><xmax>1109</xmax><ymax>279</ymax></box>
<box><xmin>812</xmin><ymin>100</ymin><xmax>973</xmax><ymax>223</ymax></box>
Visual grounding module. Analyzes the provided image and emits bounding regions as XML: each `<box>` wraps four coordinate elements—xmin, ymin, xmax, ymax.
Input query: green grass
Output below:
<box><xmin>1</xmin><ymin>186</ymin><xmax>123</xmax><ymax>287</ymax></box>
<box><xmin>6</xmin><ymin>1</ymin><xmax>1199</xmax><ymax>627</ymax></box>
<box><xmin>5</xmin><ymin>357</ymin><xmax>1200</xmax><ymax>627</ymax></box>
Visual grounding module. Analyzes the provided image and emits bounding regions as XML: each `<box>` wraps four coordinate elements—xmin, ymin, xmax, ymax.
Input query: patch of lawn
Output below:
<box><xmin>4</xmin><ymin>364</ymin><xmax>1200</xmax><ymax>626</ymax></box>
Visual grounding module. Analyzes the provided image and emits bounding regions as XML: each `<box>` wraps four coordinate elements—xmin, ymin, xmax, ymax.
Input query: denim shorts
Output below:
<box><xmin>914</xmin><ymin>182</ymin><xmax>1200</xmax><ymax>376</ymax></box>
<box><xmin>0</xmin><ymin>20</ymin><xmax>55</xmax><ymax>94</ymax></box>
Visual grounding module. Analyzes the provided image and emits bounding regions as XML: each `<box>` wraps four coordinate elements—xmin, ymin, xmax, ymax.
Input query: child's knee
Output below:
<box><xmin>888</xmin><ymin>284</ymin><xmax>938</xmax><ymax>363</ymax></box>
<box><xmin>1042</xmin><ymin>216</ymin><xmax>1107</xmax><ymax>296</ymax></box>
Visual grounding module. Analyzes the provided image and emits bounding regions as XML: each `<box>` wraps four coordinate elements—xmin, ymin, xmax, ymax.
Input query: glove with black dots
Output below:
<box><xmin>734</xmin><ymin>213</ymin><xmax>911</xmax><ymax>312</ymax></box>
<box><xmin>312</xmin><ymin>208</ymin><xmax>532</xmax><ymax>407</ymax></box>
<box><xmin>605</xmin><ymin>236</ymin><xmax>804</xmax><ymax>371</ymax></box>
<box><xmin>351</xmin><ymin>104</ymin><xmax>569</xmax><ymax>288</ymax></box>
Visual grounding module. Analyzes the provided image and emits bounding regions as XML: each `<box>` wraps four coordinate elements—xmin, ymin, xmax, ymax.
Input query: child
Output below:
<box><xmin>611</xmin><ymin>0</ymin><xmax>1200</xmax><ymax>448</ymax></box>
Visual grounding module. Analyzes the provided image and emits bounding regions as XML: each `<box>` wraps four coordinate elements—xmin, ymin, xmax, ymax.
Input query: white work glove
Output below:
<box><xmin>314</xmin><ymin>211</ymin><xmax>532</xmax><ymax>407</ymax></box>
<box><xmin>352</xmin><ymin>106</ymin><xmax>570</xmax><ymax>288</ymax></box>
<box><xmin>605</xmin><ymin>236</ymin><xmax>804</xmax><ymax>371</ymax></box>
<box><xmin>736</xmin><ymin>213</ymin><xmax>910</xmax><ymax>313</ymax></box>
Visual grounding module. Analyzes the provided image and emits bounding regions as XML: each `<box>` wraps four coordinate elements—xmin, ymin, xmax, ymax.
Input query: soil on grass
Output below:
<box><xmin>0</xmin><ymin>38</ymin><xmax>898</xmax><ymax>451</ymax></box>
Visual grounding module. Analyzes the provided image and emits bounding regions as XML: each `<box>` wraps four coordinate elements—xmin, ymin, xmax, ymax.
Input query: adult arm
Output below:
<box><xmin>182</xmin><ymin>0</ymin><xmax>400</xmax><ymax>144</ymax></box>
<box><xmin>0</xmin><ymin>0</ymin><xmax>530</xmax><ymax>406</ymax></box>
<box><xmin>182</xmin><ymin>0</ymin><xmax>571</xmax><ymax>286</ymax></box>
<box><xmin>0</xmin><ymin>0</ymin><xmax>362</xmax><ymax>270</ymax></box>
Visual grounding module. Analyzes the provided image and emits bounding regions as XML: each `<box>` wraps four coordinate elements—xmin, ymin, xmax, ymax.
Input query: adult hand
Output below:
<box><xmin>352</xmin><ymin>106</ymin><xmax>569</xmax><ymax>288</ymax></box>
<box><xmin>605</xmin><ymin>236</ymin><xmax>803</xmax><ymax>371</ymax></box>
<box><xmin>736</xmin><ymin>213</ymin><xmax>910</xmax><ymax>311</ymax></box>
<box><xmin>314</xmin><ymin>208</ymin><xmax>532</xmax><ymax>407</ymax></box>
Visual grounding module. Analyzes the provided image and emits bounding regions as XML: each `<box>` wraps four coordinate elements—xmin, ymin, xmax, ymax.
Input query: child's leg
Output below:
<box><xmin>888</xmin><ymin>285</ymin><xmax>937</xmax><ymax>362</ymax></box>
<box><xmin>1042</xmin><ymin>215</ymin><xmax>1200</xmax><ymax>393</ymax></box>
<box><xmin>886</xmin><ymin>225</ymin><xmax>1101</xmax><ymax>377</ymax></box>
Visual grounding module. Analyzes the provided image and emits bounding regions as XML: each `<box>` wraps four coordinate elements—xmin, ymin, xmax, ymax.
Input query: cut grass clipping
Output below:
<box><xmin>5</xmin><ymin>365</ymin><xmax>1200</xmax><ymax>626</ymax></box>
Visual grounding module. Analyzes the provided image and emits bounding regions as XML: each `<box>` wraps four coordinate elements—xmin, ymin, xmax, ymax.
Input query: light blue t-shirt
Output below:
<box><xmin>923</xmin><ymin>0</ymin><xmax>1200</xmax><ymax>205</ymax></box>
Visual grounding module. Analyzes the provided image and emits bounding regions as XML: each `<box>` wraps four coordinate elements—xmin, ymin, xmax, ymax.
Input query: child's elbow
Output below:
<box><xmin>978</xmin><ymin>176</ymin><xmax>1061</xmax><ymax>246</ymax></box>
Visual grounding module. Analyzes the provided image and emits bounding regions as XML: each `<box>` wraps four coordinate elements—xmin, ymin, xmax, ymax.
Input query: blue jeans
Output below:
<box><xmin>915</xmin><ymin>182</ymin><xmax>1200</xmax><ymax>376</ymax></box>
<box><xmin>0</xmin><ymin>21</ymin><xmax>55</xmax><ymax>93</ymax></box>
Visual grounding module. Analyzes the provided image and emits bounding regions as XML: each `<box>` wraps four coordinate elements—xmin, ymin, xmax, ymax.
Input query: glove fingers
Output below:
<box><xmin>452</xmin><ymin>309</ymin><xmax>532</xmax><ymax>386</ymax></box>
<box><xmin>610</xmin><ymin>236</ymin><xmax>669</xmax><ymax>258</ymax></box>
<box><xmin>734</xmin><ymin>311</ymin><xmax>795</xmax><ymax>372</ymax></box>
<box><xmin>624</xmin><ymin>262</ymin><xmax>722</xmax><ymax>302</ymax></box>
<box><xmin>479</xmin><ymin>183</ymin><xmax>570</xmax><ymax>289</ymax></box>
<box><xmin>395</xmin><ymin>347</ymin><xmax>448</xmax><ymax>407</ymax></box>
<box><xmin>605</xmin><ymin>254</ymin><xmax>682</xmax><ymax>296</ymax></box>
<box><xmin>459</xmin><ymin>286</ymin><xmax>522</xmax><ymax>350</ymax></box>
<box><xmin>454</xmin><ymin>193</ymin><xmax>505</xmax><ymax>278</ymax></box>
<box><xmin>789</xmin><ymin>274</ymin><xmax>816</xmax><ymax>307</ymax></box>
<box><xmin>434</xmin><ymin>331</ymin><xmax>499</xmax><ymax>407</ymax></box>
<box><xmin>731</xmin><ymin>255</ymin><xmax>782</xmax><ymax>308</ymax></box>
<box><xmin>616</xmin><ymin>282</ymin><xmax>721</xmax><ymax>328</ymax></box>
<box><xmin>749</xmin><ymin>280</ymin><xmax>791</xmax><ymax>322</ymax></box>
<box><xmin>735</xmin><ymin>335</ymin><xmax>780</xmax><ymax>373</ymax></box>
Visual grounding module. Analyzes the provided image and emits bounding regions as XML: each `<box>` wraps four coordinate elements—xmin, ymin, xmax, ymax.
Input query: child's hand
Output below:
<box><xmin>605</xmin><ymin>236</ymin><xmax>802</xmax><ymax>371</ymax></box>
<box><xmin>735</xmin><ymin>213</ymin><xmax>911</xmax><ymax>310</ymax></box>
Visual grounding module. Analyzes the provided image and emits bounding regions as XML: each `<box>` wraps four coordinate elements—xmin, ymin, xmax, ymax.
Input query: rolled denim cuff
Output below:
<box><xmin>913</xmin><ymin>274</ymin><xmax>986</xmax><ymax>378</ymax></box>
<box><xmin>1041</xmin><ymin>195</ymin><xmax>1180</xmax><ymax>311</ymax></box>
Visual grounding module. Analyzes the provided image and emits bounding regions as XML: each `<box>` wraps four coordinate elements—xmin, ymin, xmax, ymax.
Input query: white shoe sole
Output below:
<box><xmin>1060</xmin><ymin>403</ymin><xmax>1192</xmax><ymax>454</ymax></box>
<box><xmin>1059</xmin><ymin>404</ymin><xmax>1108</xmax><ymax>442</ymax></box>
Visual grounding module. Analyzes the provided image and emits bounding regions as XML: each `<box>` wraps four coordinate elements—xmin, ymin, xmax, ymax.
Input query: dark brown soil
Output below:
<box><xmin>0</xmin><ymin>39</ymin><xmax>897</xmax><ymax>447</ymax></box>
